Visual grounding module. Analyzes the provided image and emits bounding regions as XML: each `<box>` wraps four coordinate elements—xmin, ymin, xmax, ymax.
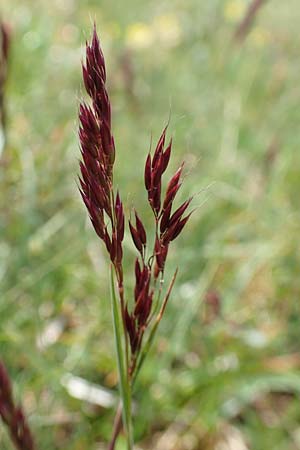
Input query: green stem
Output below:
<box><xmin>110</xmin><ymin>267</ymin><xmax>133</xmax><ymax>449</ymax></box>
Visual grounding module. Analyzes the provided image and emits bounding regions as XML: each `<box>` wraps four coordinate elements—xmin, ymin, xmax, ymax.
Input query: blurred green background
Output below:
<box><xmin>1</xmin><ymin>0</ymin><xmax>300</xmax><ymax>448</ymax></box>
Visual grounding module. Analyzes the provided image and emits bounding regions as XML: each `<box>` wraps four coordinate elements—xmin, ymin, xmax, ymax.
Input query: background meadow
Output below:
<box><xmin>1</xmin><ymin>0</ymin><xmax>300</xmax><ymax>448</ymax></box>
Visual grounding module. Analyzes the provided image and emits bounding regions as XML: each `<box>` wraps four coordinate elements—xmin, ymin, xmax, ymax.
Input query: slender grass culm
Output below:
<box><xmin>78</xmin><ymin>26</ymin><xmax>194</xmax><ymax>449</ymax></box>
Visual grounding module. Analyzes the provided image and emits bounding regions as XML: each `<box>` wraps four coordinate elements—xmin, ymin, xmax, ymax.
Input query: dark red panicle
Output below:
<box><xmin>79</xmin><ymin>27</ymin><xmax>124</xmax><ymax>270</ymax></box>
<box><xmin>78</xmin><ymin>27</ymin><xmax>193</xmax><ymax>363</ymax></box>
<box><xmin>0</xmin><ymin>361</ymin><xmax>35</xmax><ymax>450</ymax></box>
<box><xmin>0</xmin><ymin>22</ymin><xmax>10</xmax><ymax>62</ymax></box>
<box><xmin>0</xmin><ymin>20</ymin><xmax>10</xmax><ymax>138</ymax></box>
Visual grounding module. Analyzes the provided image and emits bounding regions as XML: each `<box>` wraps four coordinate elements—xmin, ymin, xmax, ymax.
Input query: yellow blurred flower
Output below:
<box><xmin>153</xmin><ymin>14</ymin><xmax>182</xmax><ymax>48</ymax></box>
<box><xmin>125</xmin><ymin>14</ymin><xmax>182</xmax><ymax>51</ymax></box>
<box><xmin>249</xmin><ymin>26</ymin><xmax>271</xmax><ymax>47</ymax></box>
<box><xmin>126</xmin><ymin>23</ymin><xmax>154</xmax><ymax>50</ymax></box>
<box><xmin>224</xmin><ymin>0</ymin><xmax>247</xmax><ymax>22</ymax></box>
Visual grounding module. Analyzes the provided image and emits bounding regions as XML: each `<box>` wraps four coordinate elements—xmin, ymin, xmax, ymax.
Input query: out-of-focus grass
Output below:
<box><xmin>1</xmin><ymin>0</ymin><xmax>300</xmax><ymax>448</ymax></box>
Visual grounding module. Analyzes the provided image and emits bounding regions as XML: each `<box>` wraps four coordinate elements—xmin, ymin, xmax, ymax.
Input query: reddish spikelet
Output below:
<box><xmin>154</xmin><ymin>238</ymin><xmax>169</xmax><ymax>277</ymax></box>
<box><xmin>160</xmin><ymin>202</ymin><xmax>172</xmax><ymax>234</ymax></box>
<box><xmin>168</xmin><ymin>198</ymin><xmax>192</xmax><ymax>229</ymax></box>
<box><xmin>129</xmin><ymin>211</ymin><xmax>147</xmax><ymax>256</ymax></box>
<box><xmin>163</xmin><ymin>211</ymin><xmax>192</xmax><ymax>243</ymax></box>
<box><xmin>129</xmin><ymin>221</ymin><xmax>143</xmax><ymax>253</ymax></box>
<box><xmin>152</xmin><ymin>181</ymin><xmax>161</xmax><ymax>215</ymax></box>
<box><xmin>125</xmin><ymin>307</ymin><xmax>138</xmax><ymax>353</ymax></box>
<box><xmin>145</xmin><ymin>128</ymin><xmax>173</xmax><ymax>216</ymax></box>
<box><xmin>163</xmin><ymin>164</ymin><xmax>183</xmax><ymax>210</ymax></box>
<box><xmin>144</xmin><ymin>153</ymin><xmax>151</xmax><ymax>190</ymax></box>
<box><xmin>134</xmin><ymin>258</ymin><xmax>141</xmax><ymax>280</ymax></box>
<box><xmin>0</xmin><ymin>361</ymin><xmax>35</xmax><ymax>450</ymax></box>
<box><xmin>152</xmin><ymin>126</ymin><xmax>167</xmax><ymax>169</ymax></box>
<box><xmin>126</xmin><ymin>263</ymin><xmax>154</xmax><ymax>354</ymax></box>
<box><xmin>161</xmin><ymin>139</ymin><xmax>172</xmax><ymax>173</ymax></box>
<box><xmin>134</xmin><ymin>266</ymin><xmax>151</xmax><ymax>321</ymax></box>
<box><xmin>115</xmin><ymin>191</ymin><xmax>124</xmax><ymax>264</ymax></box>
<box><xmin>134</xmin><ymin>211</ymin><xmax>146</xmax><ymax>246</ymax></box>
